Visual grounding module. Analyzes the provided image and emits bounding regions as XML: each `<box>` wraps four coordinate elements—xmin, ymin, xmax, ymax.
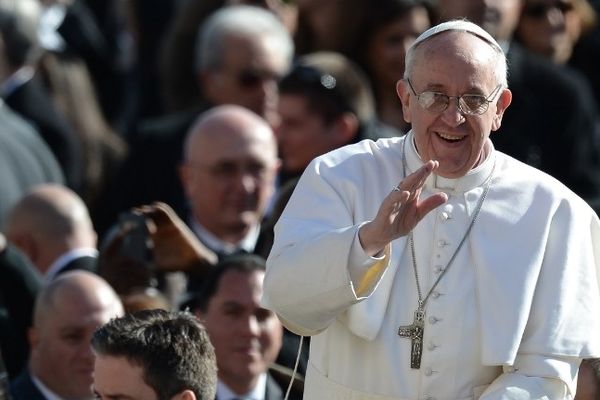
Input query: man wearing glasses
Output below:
<box><xmin>263</xmin><ymin>20</ymin><xmax>600</xmax><ymax>399</ymax></box>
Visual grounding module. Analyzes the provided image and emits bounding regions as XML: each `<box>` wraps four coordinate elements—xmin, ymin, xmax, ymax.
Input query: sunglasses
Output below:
<box><xmin>236</xmin><ymin>69</ymin><xmax>281</xmax><ymax>89</ymax></box>
<box><xmin>523</xmin><ymin>1</ymin><xmax>575</xmax><ymax>18</ymax></box>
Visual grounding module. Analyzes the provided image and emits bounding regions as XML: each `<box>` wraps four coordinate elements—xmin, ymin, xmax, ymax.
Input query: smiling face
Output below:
<box><xmin>397</xmin><ymin>31</ymin><xmax>512</xmax><ymax>178</ymax></box>
<box><xmin>198</xmin><ymin>269</ymin><xmax>282</xmax><ymax>394</ymax></box>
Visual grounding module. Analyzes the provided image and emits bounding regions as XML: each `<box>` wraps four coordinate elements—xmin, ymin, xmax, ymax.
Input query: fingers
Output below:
<box><xmin>394</xmin><ymin>160</ymin><xmax>438</xmax><ymax>199</ymax></box>
<box><xmin>417</xmin><ymin>192</ymin><xmax>448</xmax><ymax>219</ymax></box>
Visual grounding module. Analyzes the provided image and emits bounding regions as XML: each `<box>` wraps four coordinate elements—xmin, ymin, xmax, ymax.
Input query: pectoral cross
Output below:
<box><xmin>397</xmin><ymin>307</ymin><xmax>425</xmax><ymax>369</ymax></box>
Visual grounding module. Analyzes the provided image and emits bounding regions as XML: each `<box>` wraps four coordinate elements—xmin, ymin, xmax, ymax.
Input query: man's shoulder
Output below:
<box><xmin>10</xmin><ymin>369</ymin><xmax>47</xmax><ymax>400</ymax></box>
<box><xmin>313</xmin><ymin>136</ymin><xmax>403</xmax><ymax>168</ymax></box>
<box><xmin>496</xmin><ymin>151</ymin><xmax>593</xmax><ymax>210</ymax></box>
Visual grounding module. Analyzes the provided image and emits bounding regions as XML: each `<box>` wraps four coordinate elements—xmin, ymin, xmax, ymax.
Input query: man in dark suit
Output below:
<box><xmin>192</xmin><ymin>253</ymin><xmax>297</xmax><ymax>400</ymax></box>
<box><xmin>178</xmin><ymin>106</ymin><xmax>279</xmax><ymax>259</ymax></box>
<box><xmin>0</xmin><ymin>233</ymin><xmax>42</xmax><ymax>381</ymax></box>
<box><xmin>10</xmin><ymin>270</ymin><xmax>123</xmax><ymax>400</ymax></box>
<box><xmin>0</xmin><ymin>8</ymin><xmax>84</xmax><ymax>193</ymax></box>
<box><xmin>5</xmin><ymin>184</ymin><xmax>98</xmax><ymax>281</ymax></box>
<box><xmin>435</xmin><ymin>0</ymin><xmax>600</xmax><ymax>214</ymax></box>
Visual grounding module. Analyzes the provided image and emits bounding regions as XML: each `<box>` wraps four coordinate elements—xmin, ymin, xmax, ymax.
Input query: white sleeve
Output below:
<box><xmin>480</xmin><ymin>354</ymin><xmax>580</xmax><ymax>399</ymax></box>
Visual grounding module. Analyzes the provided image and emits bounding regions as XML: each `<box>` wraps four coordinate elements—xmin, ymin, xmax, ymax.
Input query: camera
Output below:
<box><xmin>117</xmin><ymin>211</ymin><xmax>154</xmax><ymax>269</ymax></box>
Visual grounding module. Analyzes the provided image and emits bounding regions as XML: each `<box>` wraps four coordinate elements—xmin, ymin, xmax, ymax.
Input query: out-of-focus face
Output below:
<box><xmin>93</xmin><ymin>355</ymin><xmax>158</xmax><ymax>400</ymax></box>
<box><xmin>198</xmin><ymin>270</ymin><xmax>282</xmax><ymax>392</ymax></box>
<box><xmin>180</xmin><ymin>118</ymin><xmax>278</xmax><ymax>243</ymax></box>
<box><xmin>202</xmin><ymin>34</ymin><xmax>290</xmax><ymax>127</ymax></box>
<box><xmin>516</xmin><ymin>0</ymin><xmax>579</xmax><ymax>63</ymax></box>
<box><xmin>277</xmin><ymin>94</ymin><xmax>347</xmax><ymax>173</ymax></box>
<box><xmin>436</xmin><ymin>0</ymin><xmax>523</xmax><ymax>42</ymax></box>
<box><xmin>29</xmin><ymin>284</ymin><xmax>122</xmax><ymax>399</ymax></box>
<box><xmin>397</xmin><ymin>31</ymin><xmax>511</xmax><ymax>178</ymax></box>
<box><xmin>366</xmin><ymin>6</ymin><xmax>431</xmax><ymax>89</ymax></box>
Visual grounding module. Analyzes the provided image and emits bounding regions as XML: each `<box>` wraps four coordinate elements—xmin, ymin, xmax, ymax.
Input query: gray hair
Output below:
<box><xmin>195</xmin><ymin>5</ymin><xmax>293</xmax><ymax>74</ymax></box>
<box><xmin>404</xmin><ymin>19</ymin><xmax>508</xmax><ymax>87</ymax></box>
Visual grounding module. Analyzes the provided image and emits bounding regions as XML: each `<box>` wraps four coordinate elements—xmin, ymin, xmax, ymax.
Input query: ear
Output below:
<box><xmin>396</xmin><ymin>79</ymin><xmax>412</xmax><ymax>124</ymax></box>
<box><xmin>10</xmin><ymin>233</ymin><xmax>39</xmax><ymax>266</ymax></box>
<box><xmin>332</xmin><ymin>112</ymin><xmax>359</xmax><ymax>145</ymax></box>
<box><xmin>171</xmin><ymin>389</ymin><xmax>196</xmax><ymax>400</ymax></box>
<box><xmin>491</xmin><ymin>88</ymin><xmax>512</xmax><ymax>132</ymax></box>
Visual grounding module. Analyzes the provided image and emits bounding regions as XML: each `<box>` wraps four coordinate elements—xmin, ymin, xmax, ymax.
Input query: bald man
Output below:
<box><xmin>179</xmin><ymin>105</ymin><xmax>279</xmax><ymax>257</ymax></box>
<box><xmin>5</xmin><ymin>183</ymin><xmax>98</xmax><ymax>281</ymax></box>
<box><xmin>10</xmin><ymin>270</ymin><xmax>124</xmax><ymax>400</ymax></box>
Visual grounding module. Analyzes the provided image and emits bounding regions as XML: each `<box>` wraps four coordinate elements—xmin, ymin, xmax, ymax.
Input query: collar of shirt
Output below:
<box><xmin>45</xmin><ymin>247</ymin><xmax>99</xmax><ymax>282</ymax></box>
<box><xmin>31</xmin><ymin>373</ymin><xmax>65</xmax><ymax>400</ymax></box>
<box><xmin>405</xmin><ymin>130</ymin><xmax>496</xmax><ymax>193</ymax></box>
<box><xmin>216</xmin><ymin>373</ymin><xmax>267</xmax><ymax>400</ymax></box>
<box><xmin>190</xmin><ymin>219</ymin><xmax>259</xmax><ymax>255</ymax></box>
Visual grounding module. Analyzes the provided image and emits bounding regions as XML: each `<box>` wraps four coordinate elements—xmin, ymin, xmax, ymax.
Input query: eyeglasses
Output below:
<box><xmin>235</xmin><ymin>68</ymin><xmax>282</xmax><ymax>89</ymax></box>
<box><xmin>523</xmin><ymin>1</ymin><xmax>574</xmax><ymax>18</ymax></box>
<box><xmin>189</xmin><ymin>160</ymin><xmax>272</xmax><ymax>182</ymax></box>
<box><xmin>406</xmin><ymin>78</ymin><xmax>503</xmax><ymax>115</ymax></box>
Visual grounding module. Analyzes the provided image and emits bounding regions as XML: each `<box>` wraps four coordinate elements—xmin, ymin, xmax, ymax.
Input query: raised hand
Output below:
<box><xmin>358</xmin><ymin>160</ymin><xmax>448</xmax><ymax>256</ymax></box>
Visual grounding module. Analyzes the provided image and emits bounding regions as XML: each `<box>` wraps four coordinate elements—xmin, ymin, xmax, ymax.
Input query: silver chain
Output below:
<box><xmin>401</xmin><ymin>136</ymin><xmax>495</xmax><ymax>310</ymax></box>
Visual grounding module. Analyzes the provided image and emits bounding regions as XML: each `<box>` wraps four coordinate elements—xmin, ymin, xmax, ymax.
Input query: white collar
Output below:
<box><xmin>216</xmin><ymin>373</ymin><xmax>267</xmax><ymax>400</ymax></box>
<box><xmin>45</xmin><ymin>247</ymin><xmax>98</xmax><ymax>282</ymax></box>
<box><xmin>404</xmin><ymin>130</ymin><xmax>496</xmax><ymax>193</ymax></box>
<box><xmin>190</xmin><ymin>219</ymin><xmax>259</xmax><ymax>254</ymax></box>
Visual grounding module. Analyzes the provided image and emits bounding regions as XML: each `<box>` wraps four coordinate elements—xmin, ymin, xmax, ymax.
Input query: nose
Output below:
<box><xmin>238</xmin><ymin>172</ymin><xmax>257</xmax><ymax>193</ymax></box>
<box><xmin>440</xmin><ymin>98</ymin><xmax>465</xmax><ymax>127</ymax></box>
<box><xmin>79</xmin><ymin>343</ymin><xmax>95</xmax><ymax>364</ymax></box>
<box><xmin>241</xmin><ymin>315</ymin><xmax>261</xmax><ymax>337</ymax></box>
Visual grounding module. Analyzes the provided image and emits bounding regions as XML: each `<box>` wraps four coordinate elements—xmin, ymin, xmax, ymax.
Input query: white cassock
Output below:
<box><xmin>262</xmin><ymin>132</ymin><xmax>600</xmax><ymax>400</ymax></box>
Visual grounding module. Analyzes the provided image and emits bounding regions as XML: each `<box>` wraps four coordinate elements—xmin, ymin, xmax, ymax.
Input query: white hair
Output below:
<box><xmin>195</xmin><ymin>5</ymin><xmax>293</xmax><ymax>74</ymax></box>
<box><xmin>404</xmin><ymin>19</ymin><xmax>508</xmax><ymax>87</ymax></box>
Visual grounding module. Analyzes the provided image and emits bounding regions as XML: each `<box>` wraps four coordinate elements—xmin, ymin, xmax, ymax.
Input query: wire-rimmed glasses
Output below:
<box><xmin>406</xmin><ymin>78</ymin><xmax>503</xmax><ymax>115</ymax></box>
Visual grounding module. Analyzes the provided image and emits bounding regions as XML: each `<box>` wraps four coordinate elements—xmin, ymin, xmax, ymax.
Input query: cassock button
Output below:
<box><xmin>433</xmin><ymin>266</ymin><xmax>444</xmax><ymax>274</ymax></box>
<box><xmin>440</xmin><ymin>211</ymin><xmax>450</xmax><ymax>220</ymax></box>
<box><xmin>427</xmin><ymin>342</ymin><xmax>437</xmax><ymax>351</ymax></box>
<box><xmin>437</xmin><ymin>239</ymin><xmax>448</xmax><ymax>247</ymax></box>
<box><xmin>428</xmin><ymin>316</ymin><xmax>439</xmax><ymax>324</ymax></box>
<box><xmin>424</xmin><ymin>367</ymin><xmax>433</xmax><ymax>376</ymax></box>
<box><xmin>431</xmin><ymin>291</ymin><xmax>441</xmax><ymax>299</ymax></box>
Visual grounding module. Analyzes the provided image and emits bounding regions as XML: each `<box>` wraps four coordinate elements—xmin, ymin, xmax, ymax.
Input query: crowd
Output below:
<box><xmin>1</xmin><ymin>0</ymin><xmax>600</xmax><ymax>399</ymax></box>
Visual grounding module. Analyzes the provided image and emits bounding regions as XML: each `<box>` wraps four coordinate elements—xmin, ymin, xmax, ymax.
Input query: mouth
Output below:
<box><xmin>435</xmin><ymin>131</ymin><xmax>466</xmax><ymax>143</ymax></box>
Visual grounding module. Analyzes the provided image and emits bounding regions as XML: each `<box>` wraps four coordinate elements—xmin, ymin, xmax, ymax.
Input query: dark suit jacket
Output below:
<box><xmin>4</xmin><ymin>75</ymin><xmax>83</xmax><ymax>192</ymax></box>
<box><xmin>494</xmin><ymin>43</ymin><xmax>600</xmax><ymax>214</ymax></box>
<box><xmin>10</xmin><ymin>369</ymin><xmax>47</xmax><ymax>400</ymax></box>
<box><xmin>0</xmin><ymin>237</ymin><xmax>43</xmax><ymax>381</ymax></box>
<box><xmin>216</xmin><ymin>373</ymin><xmax>284</xmax><ymax>400</ymax></box>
